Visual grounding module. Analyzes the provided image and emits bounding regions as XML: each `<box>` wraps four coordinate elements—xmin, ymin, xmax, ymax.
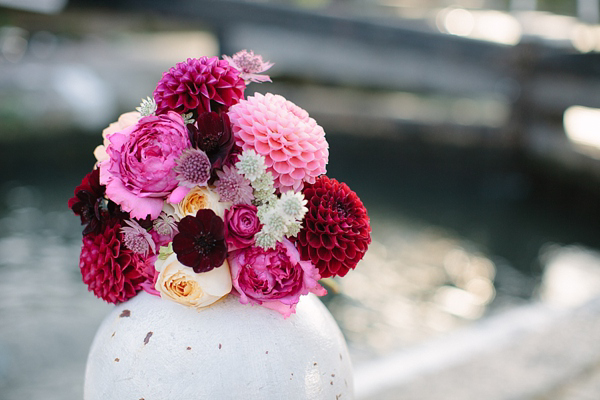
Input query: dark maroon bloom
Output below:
<box><xmin>153</xmin><ymin>56</ymin><xmax>246</xmax><ymax>116</ymax></box>
<box><xmin>188</xmin><ymin>112</ymin><xmax>235</xmax><ymax>169</ymax></box>
<box><xmin>79</xmin><ymin>218</ymin><xmax>146</xmax><ymax>304</ymax></box>
<box><xmin>68</xmin><ymin>169</ymin><xmax>124</xmax><ymax>235</ymax></box>
<box><xmin>172</xmin><ymin>209</ymin><xmax>227</xmax><ymax>273</ymax></box>
<box><xmin>296</xmin><ymin>175</ymin><xmax>371</xmax><ymax>278</ymax></box>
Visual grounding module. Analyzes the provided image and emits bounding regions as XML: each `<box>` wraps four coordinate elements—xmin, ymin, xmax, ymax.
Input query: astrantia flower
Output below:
<box><xmin>229</xmin><ymin>93</ymin><xmax>329</xmax><ymax>193</ymax></box>
<box><xmin>153</xmin><ymin>211</ymin><xmax>178</xmax><ymax>238</ymax></box>
<box><xmin>254</xmin><ymin>231</ymin><xmax>277</xmax><ymax>250</ymax></box>
<box><xmin>153</xmin><ymin>56</ymin><xmax>246</xmax><ymax>116</ymax></box>
<box><xmin>136</xmin><ymin>96</ymin><xmax>157</xmax><ymax>117</ymax></box>
<box><xmin>223</xmin><ymin>50</ymin><xmax>273</xmax><ymax>84</ymax></box>
<box><xmin>120</xmin><ymin>219</ymin><xmax>156</xmax><ymax>257</ymax></box>
<box><xmin>79</xmin><ymin>219</ymin><xmax>146</xmax><ymax>304</ymax></box>
<box><xmin>174</xmin><ymin>148</ymin><xmax>211</xmax><ymax>188</ymax></box>
<box><xmin>229</xmin><ymin>239</ymin><xmax>326</xmax><ymax>317</ymax></box>
<box><xmin>251</xmin><ymin>170</ymin><xmax>274</xmax><ymax>192</ymax></box>
<box><xmin>214</xmin><ymin>165</ymin><xmax>254</xmax><ymax>204</ymax></box>
<box><xmin>296</xmin><ymin>176</ymin><xmax>371</xmax><ymax>278</ymax></box>
<box><xmin>172</xmin><ymin>209</ymin><xmax>227</xmax><ymax>273</ymax></box>
<box><xmin>189</xmin><ymin>112</ymin><xmax>236</xmax><ymax>169</ymax></box>
<box><xmin>279</xmin><ymin>191</ymin><xmax>307</xmax><ymax>221</ymax></box>
<box><xmin>236</xmin><ymin>149</ymin><xmax>266</xmax><ymax>182</ymax></box>
<box><xmin>68</xmin><ymin>168</ymin><xmax>122</xmax><ymax>236</ymax></box>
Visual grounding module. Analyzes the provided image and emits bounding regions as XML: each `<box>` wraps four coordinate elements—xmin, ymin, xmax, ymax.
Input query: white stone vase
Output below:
<box><xmin>84</xmin><ymin>291</ymin><xmax>353</xmax><ymax>399</ymax></box>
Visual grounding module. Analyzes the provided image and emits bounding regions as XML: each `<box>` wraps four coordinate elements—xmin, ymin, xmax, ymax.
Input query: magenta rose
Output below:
<box><xmin>224</xmin><ymin>204</ymin><xmax>261</xmax><ymax>250</ymax></box>
<box><xmin>99</xmin><ymin>111</ymin><xmax>191</xmax><ymax>219</ymax></box>
<box><xmin>229</xmin><ymin>239</ymin><xmax>326</xmax><ymax>317</ymax></box>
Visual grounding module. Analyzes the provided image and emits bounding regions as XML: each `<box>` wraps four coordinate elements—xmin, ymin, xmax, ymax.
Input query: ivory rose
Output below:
<box><xmin>172</xmin><ymin>186</ymin><xmax>230</xmax><ymax>220</ymax></box>
<box><xmin>94</xmin><ymin>111</ymin><xmax>140</xmax><ymax>163</ymax></box>
<box><xmin>99</xmin><ymin>111</ymin><xmax>191</xmax><ymax>220</ymax></box>
<box><xmin>154</xmin><ymin>252</ymin><xmax>232</xmax><ymax>309</ymax></box>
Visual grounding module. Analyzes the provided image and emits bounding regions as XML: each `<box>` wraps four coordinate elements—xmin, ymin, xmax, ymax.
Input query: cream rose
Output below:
<box><xmin>154</xmin><ymin>252</ymin><xmax>232</xmax><ymax>309</ymax></box>
<box><xmin>94</xmin><ymin>111</ymin><xmax>141</xmax><ymax>163</ymax></box>
<box><xmin>172</xmin><ymin>186</ymin><xmax>230</xmax><ymax>219</ymax></box>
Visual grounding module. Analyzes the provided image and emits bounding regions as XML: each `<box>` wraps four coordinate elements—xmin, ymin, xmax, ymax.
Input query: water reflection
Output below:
<box><xmin>326</xmin><ymin>214</ymin><xmax>499</xmax><ymax>360</ymax></box>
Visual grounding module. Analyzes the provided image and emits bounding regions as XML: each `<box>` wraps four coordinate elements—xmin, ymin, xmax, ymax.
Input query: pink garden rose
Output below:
<box><xmin>99</xmin><ymin>111</ymin><xmax>191</xmax><ymax>219</ymax></box>
<box><xmin>229</xmin><ymin>239</ymin><xmax>326</xmax><ymax>317</ymax></box>
<box><xmin>224</xmin><ymin>204</ymin><xmax>261</xmax><ymax>250</ymax></box>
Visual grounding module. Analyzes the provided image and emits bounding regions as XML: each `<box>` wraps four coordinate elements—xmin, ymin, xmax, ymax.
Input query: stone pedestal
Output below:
<box><xmin>84</xmin><ymin>292</ymin><xmax>353</xmax><ymax>399</ymax></box>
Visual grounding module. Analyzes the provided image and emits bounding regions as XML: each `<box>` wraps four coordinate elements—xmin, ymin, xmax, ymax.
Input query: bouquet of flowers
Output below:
<box><xmin>68</xmin><ymin>51</ymin><xmax>371</xmax><ymax>317</ymax></box>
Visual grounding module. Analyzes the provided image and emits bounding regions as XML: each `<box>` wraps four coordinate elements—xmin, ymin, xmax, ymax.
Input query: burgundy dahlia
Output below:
<box><xmin>296</xmin><ymin>176</ymin><xmax>371</xmax><ymax>278</ymax></box>
<box><xmin>68</xmin><ymin>168</ymin><xmax>123</xmax><ymax>235</ymax></box>
<box><xmin>153</xmin><ymin>56</ymin><xmax>246</xmax><ymax>116</ymax></box>
<box><xmin>79</xmin><ymin>219</ymin><xmax>146</xmax><ymax>304</ymax></box>
<box><xmin>172</xmin><ymin>209</ymin><xmax>227</xmax><ymax>273</ymax></box>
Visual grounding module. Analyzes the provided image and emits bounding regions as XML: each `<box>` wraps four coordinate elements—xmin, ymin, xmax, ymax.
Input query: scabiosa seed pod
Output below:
<box><xmin>295</xmin><ymin>175</ymin><xmax>371</xmax><ymax>278</ymax></box>
<box><xmin>153</xmin><ymin>57</ymin><xmax>246</xmax><ymax>116</ymax></box>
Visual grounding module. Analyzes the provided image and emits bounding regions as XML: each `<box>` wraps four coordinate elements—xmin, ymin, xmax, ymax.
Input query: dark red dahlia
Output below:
<box><xmin>296</xmin><ymin>176</ymin><xmax>371</xmax><ymax>278</ymax></box>
<box><xmin>68</xmin><ymin>168</ymin><xmax>124</xmax><ymax>235</ymax></box>
<box><xmin>79</xmin><ymin>219</ymin><xmax>147</xmax><ymax>304</ymax></box>
<box><xmin>153</xmin><ymin>56</ymin><xmax>246</xmax><ymax>116</ymax></box>
<box><xmin>189</xmin><ymin>112</ymin><xmax>235</xmax><ymax>169</ymax></box>
<box><xmin>172</xmin><ymin>209</ymin><xmax>227</xmax><ymax>273</ymax></box>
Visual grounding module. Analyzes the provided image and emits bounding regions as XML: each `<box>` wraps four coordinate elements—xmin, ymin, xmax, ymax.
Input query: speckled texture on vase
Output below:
<box><xmin>84</xmin><ymin>292</ymin><xmax>353</xmax><ymax>399</ymax></box>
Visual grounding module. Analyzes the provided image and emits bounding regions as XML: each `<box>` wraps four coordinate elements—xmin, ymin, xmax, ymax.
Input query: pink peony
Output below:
<box><xmin>229</xmin><ymin>239</ymin><xmax>326</xmax><ymax>317</ymax></box>
<box><xmin>99</xmin><ymin>111</ymin><xmax>191</xmax><ymax>220</ymax></box>
<box><xmin>224</xmin><ymin>204</ymin><xmax>261</xmax><ymax>250</ymax></box>
<box><xmin>228</xmin><ymin>93</ymin><xmax>329</xmax><ymax>193</ymax></box>
<box><xmin>153</xmin><ymin>57</ymin><xmax>246</xmax><ymax>115</ymax></box>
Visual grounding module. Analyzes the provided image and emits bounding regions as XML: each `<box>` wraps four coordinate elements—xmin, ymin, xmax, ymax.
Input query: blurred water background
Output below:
<box><xmin>2</xmin><ymin>0</ymin><xmax>600</xmax><ymax>399</ymax></box>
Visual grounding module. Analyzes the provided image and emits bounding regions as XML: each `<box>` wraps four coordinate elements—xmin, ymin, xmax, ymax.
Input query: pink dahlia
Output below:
<box><xmin>79</xmin><ymin>219</ymin><xmax>146</xmax><ymax>304</ymax></box>
<box><xmin>153</xmin><ymin>57</ymin><xmax>246</xmax><ymax>116</ymax></box>
<box><xmin>296</xmin><ymin>176</ymin><xmax>371</xmax><ymax>278</ymax></box>
<box><xmin>228</xmin><ymin>93</ymin><xmax>328</xmax><ymax>193</ymax></box>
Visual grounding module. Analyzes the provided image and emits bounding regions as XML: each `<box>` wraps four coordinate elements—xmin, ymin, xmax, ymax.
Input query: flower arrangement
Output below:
<box><xmin>69</xmin><ymin>50</ymin><xmax>371</xmax><ymax>318</ymax></box>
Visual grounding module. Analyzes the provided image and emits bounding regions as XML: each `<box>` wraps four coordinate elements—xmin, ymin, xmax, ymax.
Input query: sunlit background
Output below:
<box><xmin>2</xmin><ymin>0</ymin><xmax>600</xmax><ymax>399</ymax></box>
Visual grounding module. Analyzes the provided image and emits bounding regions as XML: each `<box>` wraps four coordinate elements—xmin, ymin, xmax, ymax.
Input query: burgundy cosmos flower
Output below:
<box><xmin>68</xmin><ymin>168</ymin><xmax>123</xmax><ymax>235</ymax></box>
<box><xmin>172</xmin><ymin>209</ymin><xmax>227</xmax><ymax>273</ymax></box>
<box><xmin>153</xmin><ymin>56</ymin><xmax>246</xmax><ymax>116</ymax></box>
<box><xmin>79</xmin><ymin>218</ymin><xmax>147</xmax><ymax>304</ymax></box>
<box><xmin>188</xmin><ymin>112</ymin><xmax>236</xmax><ymax>169</ymax></box>
<box><xmin>296</xmin><ymin>176</ymin><xmax>371</xmax><ymax>278</ymax></box>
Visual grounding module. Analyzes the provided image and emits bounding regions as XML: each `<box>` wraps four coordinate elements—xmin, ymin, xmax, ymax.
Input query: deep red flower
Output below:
<box><xmin>68</xmin><ymin>169</ymin><xmax>123</xmax><ymax>235</ymax></box>
<box><xmin>153</xmin><ymin>56</ymin><xmax>246</xmax><ymax>116</ymax></box>
<box><xmin>188</xmin><ymin>112</ymin><xmax>235</xmax><ymax>169</ymax></box>
<box><xmin>172</xmin><ymin>209</ymin><xmax>227</xmax><ymax>273</ymax></box>
<box><xmin>296</xmin><ymin>176</ymin><xmax>371</xmax><ymax>278</ymax></box>
<box><xmin>79</xmin><ymin>219</ymin><xmax>146</xmax><ymax>304</ymax></box>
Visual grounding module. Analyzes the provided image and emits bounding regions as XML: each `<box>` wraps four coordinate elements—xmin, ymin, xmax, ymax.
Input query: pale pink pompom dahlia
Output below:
<box><xmin>228</xmin><ymin>93</ymin><xmax>328</xmax><ymax>193</ymax></box>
